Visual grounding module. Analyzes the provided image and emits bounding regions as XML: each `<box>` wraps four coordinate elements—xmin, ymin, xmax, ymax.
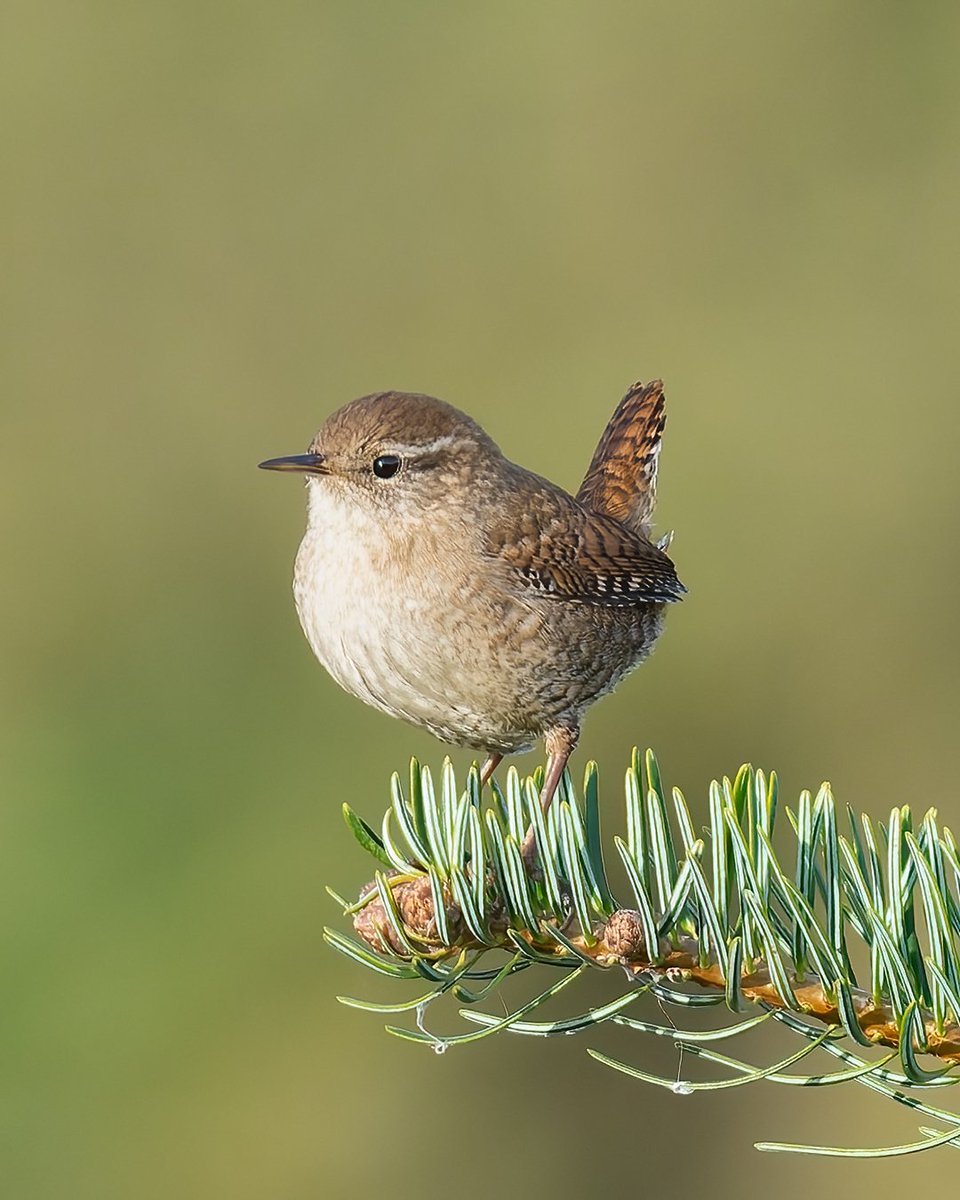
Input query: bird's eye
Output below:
<box><xmin>372</xmin><ymin>454</ymin><xmax>402</xmax><ymax>480</ymax></box>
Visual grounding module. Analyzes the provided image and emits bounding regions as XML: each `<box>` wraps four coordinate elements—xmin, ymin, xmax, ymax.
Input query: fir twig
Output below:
<box><xmin>326</xmin><ymin>751</ymin><xmax>960</xmax><ymax>1156</ymax></box>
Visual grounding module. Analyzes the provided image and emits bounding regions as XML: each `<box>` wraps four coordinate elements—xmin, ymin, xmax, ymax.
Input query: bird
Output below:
<box><xmin>260</xmin><ymin>380</ymin><xmax>684</xmax><ymax>854</ymax></box>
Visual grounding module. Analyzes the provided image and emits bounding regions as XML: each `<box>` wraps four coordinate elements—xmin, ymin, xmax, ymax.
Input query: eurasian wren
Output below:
<box><xmin>260</xmin><ymin>380</ymin><xmax>684</xmax><ymax>841</ymax></box>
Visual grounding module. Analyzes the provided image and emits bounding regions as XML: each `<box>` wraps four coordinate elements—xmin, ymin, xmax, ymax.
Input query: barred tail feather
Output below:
<box><xmin>576</xmin><ymin>379</ymin><xmax>666</xmax><ymax>538</ymax></box>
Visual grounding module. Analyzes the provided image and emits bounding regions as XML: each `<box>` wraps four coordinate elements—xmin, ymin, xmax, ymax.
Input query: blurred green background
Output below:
<box><xmin>3</xmin><ymin>2</ymin><xmax>960</xmax><ymax>1196</ymax></box>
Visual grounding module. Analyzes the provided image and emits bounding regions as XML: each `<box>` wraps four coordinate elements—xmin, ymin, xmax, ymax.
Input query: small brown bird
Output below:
<box><xmin>260</xmin><ymin>380</ymin><xmax>683</xmax><ymax>843</ymax></box>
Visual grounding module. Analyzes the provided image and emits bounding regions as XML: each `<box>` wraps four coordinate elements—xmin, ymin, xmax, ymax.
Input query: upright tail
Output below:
<box><xmin>576</xmin><ymin>379</ymin><xmax>666</xmax><ymax>538</ymax></box>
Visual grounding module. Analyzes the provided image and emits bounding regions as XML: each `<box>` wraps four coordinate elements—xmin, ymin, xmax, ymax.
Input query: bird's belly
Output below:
<box><xmin>291</xmin><ymin>500</ymin><xmax>665</xmax><ymax>754</ymax></box>
<box><xmin>292</xmin><ymin>524</ymin><xmax>536</xmax><ymax>752</ymax></box>
<box><xmin>294</xmin><ymin>558</ymin><xmax>396</xmax><ymax>714</ymax></box>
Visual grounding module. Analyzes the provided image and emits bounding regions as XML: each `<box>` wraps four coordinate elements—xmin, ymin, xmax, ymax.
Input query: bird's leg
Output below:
<box><xmin>520</xmin><ymin>726</ymin><xmax>579</xmax><ymax>866</ymax></box>
<box><xmin>479</xmin><ymin>753</ymin><xmax>503</xmax><ymax>789</ymax></box>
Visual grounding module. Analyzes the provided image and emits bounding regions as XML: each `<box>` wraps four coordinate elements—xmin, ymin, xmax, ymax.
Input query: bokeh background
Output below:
<box><xmin>4</xmin><ymin>2</ymin><xmax>960</xmax><ymax>1196</ymax></box>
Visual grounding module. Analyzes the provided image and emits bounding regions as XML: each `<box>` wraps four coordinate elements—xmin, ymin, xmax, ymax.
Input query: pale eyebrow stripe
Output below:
<box><xmin>382</xmin><ymin>435</ymin><xmax>469</xmax><ymax>458</ymax></box>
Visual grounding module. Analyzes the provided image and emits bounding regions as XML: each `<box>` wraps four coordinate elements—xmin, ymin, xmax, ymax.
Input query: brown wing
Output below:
<box><xmin>576</xmin><ymin>379</ymin><xmax>665</xmax><ymax>537</ymax></box>
<box><xmin>486</xmin><ymin>482</ymin><xmax>685</xmax><ymax>607</ymax></box>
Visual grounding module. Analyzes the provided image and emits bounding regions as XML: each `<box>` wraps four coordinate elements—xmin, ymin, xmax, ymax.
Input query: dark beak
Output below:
<box><xmin>258</xmin><ymin>453</ymin><xmax>327</xmax><ymax>475</ymax></box>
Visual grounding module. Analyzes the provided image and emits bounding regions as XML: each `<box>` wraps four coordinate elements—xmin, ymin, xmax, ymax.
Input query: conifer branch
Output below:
<box><xmin>326</xmin><ymin>751</ymin><xmax>960</xmax><ymax>1156</ymax></box>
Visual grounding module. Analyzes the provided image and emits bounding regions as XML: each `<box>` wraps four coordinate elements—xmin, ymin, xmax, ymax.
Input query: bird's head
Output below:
<box><xmin>259</xmin><ymin>391</ymin><xmax>503</xmax><ymax>525</ymax></box>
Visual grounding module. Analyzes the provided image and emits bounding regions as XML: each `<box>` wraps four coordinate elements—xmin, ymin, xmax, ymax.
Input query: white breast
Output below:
<box><xmin>293</xmin><ymin>481</ymin><xmax>398</xmax><ymax>713</ymax></box>
<box><xmin>290</xmin><ymin>477</ymin><xmax>540</xmax><ymax>753</ymax></box>
<box><xmin>292</xmin><ymin>479</ymin><xmax>469</xmax><ymax>734</ymax></box>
